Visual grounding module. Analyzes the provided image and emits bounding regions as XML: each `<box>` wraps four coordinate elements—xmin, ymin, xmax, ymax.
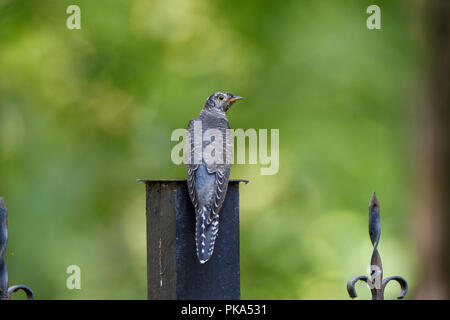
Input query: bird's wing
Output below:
<box><xmin>208</xmin><ymin>165</ymin><xmax>230</xmax><ymax>222</ymax></box>
<box><xmin>186</xmin><ymin>117</ymin><xmax>233</xmax><ymax>263</ymax></box>
<box><xmin>204</xmin><ymin>120</ymin><xmax>233</xmax><ymax>220</ymax></box>
<box><xmin>186</xmin><ymin>164</ymin><xmax>200</xmax><ymax>214</ymax></box>
<box><xmin>186</xmin><ymin>117</ymin><xmax>233</xmax><ymax>218</ymax></box>
<box><xmin>186</xmin><ymin>119</ymin><xmax>201</xmax><ymax>214</ymax></box>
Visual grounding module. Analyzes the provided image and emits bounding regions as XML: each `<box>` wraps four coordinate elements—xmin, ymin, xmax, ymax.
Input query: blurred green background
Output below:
<box><xmin>0</xmin><ymin>0</ymin><xmax>424</xmax><ymax>299</ymax></box>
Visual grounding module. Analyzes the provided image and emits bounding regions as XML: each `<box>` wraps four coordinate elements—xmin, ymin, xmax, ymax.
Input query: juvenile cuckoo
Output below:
<box><xmin>185</xmin><ymin>91</ymin><xmax>243</xmax><ymax>264</ymax></box>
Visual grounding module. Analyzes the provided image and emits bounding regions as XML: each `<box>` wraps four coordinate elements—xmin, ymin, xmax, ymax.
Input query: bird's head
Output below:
<box><xmin>204</xmin><ymin>91</ymin><xmax>243</xmax><ymax>114</ymax></box>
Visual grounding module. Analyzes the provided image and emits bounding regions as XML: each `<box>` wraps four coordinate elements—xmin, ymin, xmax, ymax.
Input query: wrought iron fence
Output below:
<box><xmin>0</xmin><ymin>198</ymin><xmax>34</xmax><ymax>300</ymax></box>
<box><xmin>346</xmin><ymin>192</ymin><xmax>408</xmax><ymax>300</ymax></box>
<box><xmin>0</xmin><ymin>191</ymin><xmax>409</xmax><ymax>300</ymax></box>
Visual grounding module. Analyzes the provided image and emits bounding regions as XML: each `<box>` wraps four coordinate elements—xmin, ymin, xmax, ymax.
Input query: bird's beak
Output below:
<box><xmin>228</xmin><ymin>96</ymin><xmax>244</xmax><ymax>102</ymax></box>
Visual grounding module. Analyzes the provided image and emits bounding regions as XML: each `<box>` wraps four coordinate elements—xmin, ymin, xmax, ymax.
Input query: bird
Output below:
<box><xmin>185</xmin><ymin>91</ymin><xmax>243</xmax><ymax>264</ymax></box>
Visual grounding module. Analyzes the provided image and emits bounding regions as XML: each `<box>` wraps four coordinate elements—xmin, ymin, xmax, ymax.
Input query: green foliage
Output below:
<box><xmin>0</xmin><ymin>0</ymin><xmax>421</xmax><ymax>299</ymax></box>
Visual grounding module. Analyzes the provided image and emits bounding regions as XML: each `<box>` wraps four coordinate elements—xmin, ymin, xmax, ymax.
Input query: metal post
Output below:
<box><xmin>346</xmin><ymin>192</ymin><xmax>408</xmax><ymax>300</ymax></box>
<box><xmin>0</xmin><ymin>198</ymin><xmax>34</xmax><ymax>300</ymax></box>
<box><xmin>139</xmin><ymin>179</ymin><xmax>247</xmax><ymax>300</ymax></box>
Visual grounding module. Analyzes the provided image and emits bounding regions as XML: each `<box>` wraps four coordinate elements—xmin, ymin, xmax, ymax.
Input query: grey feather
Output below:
<box><xmin>185</xmin><ymin>91</ymin><xmax>242</xmax><ymax>264</ymax></box>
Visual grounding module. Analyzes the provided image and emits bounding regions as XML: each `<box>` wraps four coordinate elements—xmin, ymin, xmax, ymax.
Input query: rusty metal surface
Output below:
<box><xmin>0</xmin><ymin>198</ymin><xmax>34</xmax><ymax>300</ymax></box>
<box><xmin>346</xmin><ymin>192</ymin><xmax>408</xmax><ymax>300</ymax></box>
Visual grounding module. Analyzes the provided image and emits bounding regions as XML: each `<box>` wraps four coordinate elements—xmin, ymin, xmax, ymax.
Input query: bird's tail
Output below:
<box><xmin>195</xmin><ymin>205</ymin><xmax>219</xmax><ymax>264</ymax></box>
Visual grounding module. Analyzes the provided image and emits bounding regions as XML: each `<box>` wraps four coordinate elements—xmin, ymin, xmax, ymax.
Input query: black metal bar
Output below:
<box><xmin>346</xmin><ymin>192</ymin><xmax>408</xmax><ymax>300</ymax></box>
<box><xmin>140</xmin><ymin>179</ymin><xmax>247</xmax><ymax>300</ymax></box>
<box><xmin>0</xmin><ymin>197</ymin><xmax>34</xmax><ymax>300</ymax></box>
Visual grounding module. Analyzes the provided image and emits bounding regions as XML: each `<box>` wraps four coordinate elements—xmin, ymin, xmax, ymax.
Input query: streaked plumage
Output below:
<box><xmin>185</xmin><ymin>91</ymin><xmax>242</xmax><ymax>264</ymax></box>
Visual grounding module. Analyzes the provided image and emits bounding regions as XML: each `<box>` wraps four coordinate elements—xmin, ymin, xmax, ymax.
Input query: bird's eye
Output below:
<box><xmin>218</xmin><ymin>95</ymin><xmax>225</xmax><ymax>101</ymax></box>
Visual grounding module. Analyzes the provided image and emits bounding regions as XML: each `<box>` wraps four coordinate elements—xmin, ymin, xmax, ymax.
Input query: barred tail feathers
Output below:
<box><xmin>195</xmin><ymin>205</ymin><xmax>219</xmax><ymax>264</ymax></box>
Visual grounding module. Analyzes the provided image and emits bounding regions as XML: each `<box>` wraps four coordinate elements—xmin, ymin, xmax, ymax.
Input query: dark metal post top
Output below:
<box><xmin>137</xmin><ymin>179</ymin><xmax>250</xmax><ymax>184</ymax></box>
<box><xmin>142</xmin><ymin>179</ymin><xmax>244</xmax><ymax>299</ymax></box>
